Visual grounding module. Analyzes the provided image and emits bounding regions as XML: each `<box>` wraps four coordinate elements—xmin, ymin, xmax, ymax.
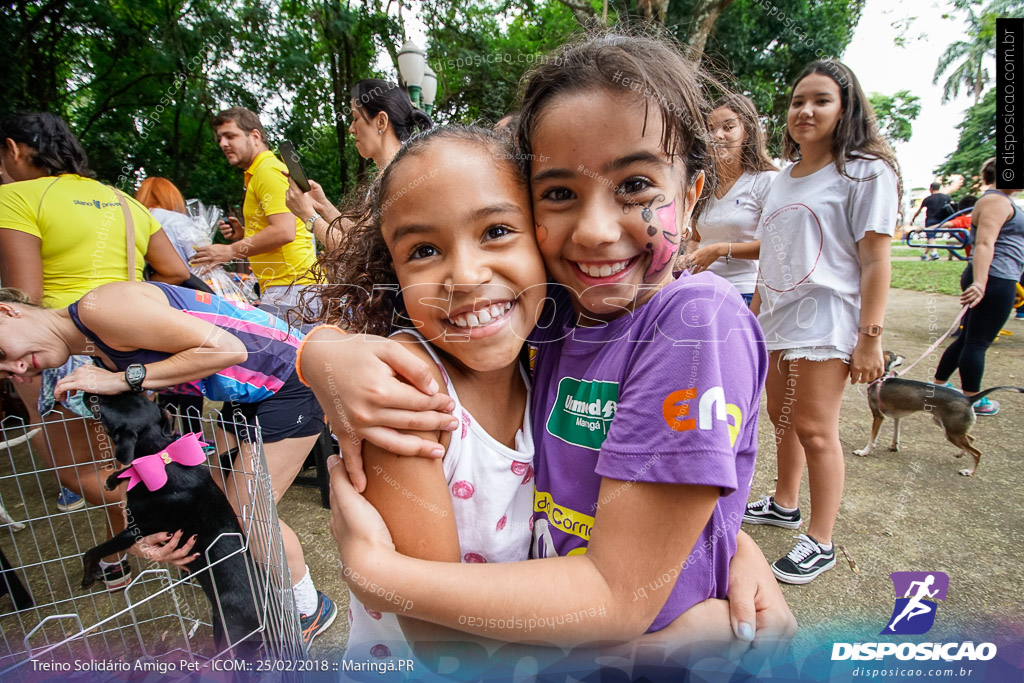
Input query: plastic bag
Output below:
<box><xmin>183</xmin><ymin>199</ymin><xmax>259</xmax><ymax>304</ymax></box>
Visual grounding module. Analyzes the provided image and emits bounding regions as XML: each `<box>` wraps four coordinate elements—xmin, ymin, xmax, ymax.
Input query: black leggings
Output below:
<box><xmin>934</xmin><ymin>265</ymin><xmax>1018</xmax><ymax>392</ymax></box>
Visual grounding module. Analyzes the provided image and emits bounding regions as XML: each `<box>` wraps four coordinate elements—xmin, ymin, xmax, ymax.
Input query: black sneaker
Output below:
<box><xmin>300</xmin><ymin>591</ymin><xmax>338</xmax><ymax>651</ymax></box>
<box><xmin>771</xmin><ymin>534</ymin><xmax>836</xmax><ymax>584</ymax></box>
<box><xmin>742</xmin><ymin>496</ymin><xmax>802</xmax><ymax>529</ymax></box>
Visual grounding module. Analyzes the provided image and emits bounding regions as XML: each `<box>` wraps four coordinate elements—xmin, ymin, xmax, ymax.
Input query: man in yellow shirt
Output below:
<box><xmin>193</xmin><ymin>107</ymin><xmax>318</xmax><ymax>326</ymax></box>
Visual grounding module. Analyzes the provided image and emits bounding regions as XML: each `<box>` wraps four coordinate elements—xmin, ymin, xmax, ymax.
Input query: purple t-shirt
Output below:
<box><xmin>529</xmin><ymin>273</ymin><xmax>766</xmax><ymax>632</ymax></box>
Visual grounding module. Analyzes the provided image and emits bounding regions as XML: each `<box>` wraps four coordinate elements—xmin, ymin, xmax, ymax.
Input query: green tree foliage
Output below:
<box><xmin>935</xmin><ymin>87</ymin><xmax>995</xmax><ymax>197</ymax></box>
<box><xmin>692</xmin><ymin>0</ymin><xmax>864</xmax><ymax>153</ymax></box>
<box><xmin>422</xmin><ymin>0</ymin><xmax>582</xmax><ymax>124</ymax></box>
<box><xmin>6</xmin><ymin>0</ymin><xmax>867</xmax><ymax>210</ymax></box>
<box><xmin>868</xmin><ymin>90</ymin><xmax>922</xmax><ymax>147</ymax></box>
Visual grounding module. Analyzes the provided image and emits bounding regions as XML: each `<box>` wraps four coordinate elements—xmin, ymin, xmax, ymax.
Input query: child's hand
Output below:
<box><xmin>301</xmin><ymin>330</ymin><xmax>458</xmax><ymax>492</ymax></box>
<box><xmin>327</xmin><ymin>455</ymin><xmax>396</xmax><ymax>603</ymax></box>
<box><xmin>728</xmin><ymin>531</ymin><xmax>797</xmax><ymax>657</ymax></box>
<box><xmin>684</xmin><ymin>243</ymin><xmax>723</xmax><ymax>274</ymax></box>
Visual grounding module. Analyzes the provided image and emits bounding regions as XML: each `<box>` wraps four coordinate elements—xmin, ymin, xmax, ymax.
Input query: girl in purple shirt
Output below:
<box><xmin>302</xmin><ymin>32</ymin><xmax>793</xmax><ymax>661</ymax></box>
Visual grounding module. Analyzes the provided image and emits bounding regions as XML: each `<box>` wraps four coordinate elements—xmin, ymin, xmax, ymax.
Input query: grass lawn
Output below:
<box><xmin>890</xmin><ymin>259</ymin><xmax>965</xmax><ymax>296</ymax></box>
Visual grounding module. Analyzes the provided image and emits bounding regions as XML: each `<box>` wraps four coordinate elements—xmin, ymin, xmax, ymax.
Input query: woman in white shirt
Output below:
<box><xmin>685</xmin><ymin>93</ymin><xmax>777</xmax><ymax>305</ymax></box>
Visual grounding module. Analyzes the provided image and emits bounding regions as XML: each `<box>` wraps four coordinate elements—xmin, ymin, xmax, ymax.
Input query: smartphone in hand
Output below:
<box><xmin>280</xmin><ymin>141</ymin><xmax>311</xmax><ymax>193</ymax></box>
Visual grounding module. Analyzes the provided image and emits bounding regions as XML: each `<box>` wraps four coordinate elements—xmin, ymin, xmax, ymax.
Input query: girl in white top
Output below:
<box><xmin>296</xmin><ymin>126</ymin><xmax>549</xmax><ymax>663</ymax></box>
<box><xmin>686</xmin><ymin>94</ymin><xmax>777</xmax><ymax>304</ymax></box>
<box><xmin>746</xmin><ymin>60</ymin><xmax>899</xmax><ymax>585</ymax></box>
<box><xmin>343</xmin><ymin>328</ymin><xmax>535</xmax><ymax>662</ymax></box>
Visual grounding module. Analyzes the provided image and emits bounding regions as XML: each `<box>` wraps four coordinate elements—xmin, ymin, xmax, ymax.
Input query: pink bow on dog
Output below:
<box><xmin>117</xmin><ymin>433</ymin><xmax>209</xmax><ymax>492</ymax></box>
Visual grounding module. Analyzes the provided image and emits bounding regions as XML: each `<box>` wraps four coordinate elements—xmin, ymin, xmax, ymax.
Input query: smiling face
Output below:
<box><xmin>0</xmin><ymin>304</ymin><xmax>68</xmax><ymax>380</ymax></box>
<box><xmin>788</xmin><ymin>72</ymin><xmax>844</xmax><ymax>151</ymax></box>
<box><xmin>215</xmin><ymin>120</ymin><xmax>262</xmax><ymax>168</ymax></box>
<box><xmin>380</xmin><ymin>139</ymin><xmax>546</xmax><ymax>372</ymax></box>
<box><xmin>709</xmin><ymin>106</ymin><xmax>746</xmax><ymax>167</ymax></box>
<box><xmin>529</xmin><ymin>89</ymin><xmax>703</xmax><ymax>324</ymax></box>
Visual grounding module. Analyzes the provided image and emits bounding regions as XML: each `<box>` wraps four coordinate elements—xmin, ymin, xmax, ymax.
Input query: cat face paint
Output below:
<box><xmin>644</xmin><ymin>199</ymin><xmax>679</xmax><ymax>281</ymax></box>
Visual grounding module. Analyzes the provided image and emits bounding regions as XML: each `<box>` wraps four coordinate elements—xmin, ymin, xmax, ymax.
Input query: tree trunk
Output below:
<box><xmin>684</xmin><ymin>0</ymin><xmax>735</xmax><ymax>61</ymax></box>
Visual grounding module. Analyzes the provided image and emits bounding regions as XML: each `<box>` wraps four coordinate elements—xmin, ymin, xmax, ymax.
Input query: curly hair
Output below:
<box><xmin>299</xmin><ymin>125</ymin><xmax>525</xmax><ymax>336</ymax></box>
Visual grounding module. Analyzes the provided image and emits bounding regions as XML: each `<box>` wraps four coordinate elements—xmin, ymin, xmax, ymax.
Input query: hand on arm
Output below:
<box><xmin>298</xmin><ymin>327</ymin><xmax>457</xmax><ymax>491</ymax></box>
<box><xmin>851</xmin><ymin>231</ymin><xmax>891</xmax><ymax>383</ymax></box>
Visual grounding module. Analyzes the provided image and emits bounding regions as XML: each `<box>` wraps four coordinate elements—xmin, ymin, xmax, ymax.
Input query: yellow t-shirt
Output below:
<box><xmin>242</xmin><ymin>151</ymin><xmax>317</xmax><ymax>289</ymax></box>
<box><xmin>0</xmin><ymin>174</ymin><xmax>162</xmax><ymax>308</ymax></box>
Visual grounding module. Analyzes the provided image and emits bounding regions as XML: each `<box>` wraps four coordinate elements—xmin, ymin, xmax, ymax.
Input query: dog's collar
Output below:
<box><xmin>117</xmin><ymin>433</ymin><xmax>209</xmax><ymax>492</ymax></box>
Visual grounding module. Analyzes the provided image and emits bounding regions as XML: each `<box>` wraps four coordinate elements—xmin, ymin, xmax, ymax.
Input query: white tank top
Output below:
<box><xmin>343</xmin><ymin>329</ymin><xmax>535</xmax><ymax>663</ymax></box>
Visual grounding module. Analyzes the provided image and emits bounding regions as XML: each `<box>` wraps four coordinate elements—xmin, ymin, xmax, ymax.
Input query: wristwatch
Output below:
<box><xmin>305</xmin><ymin>213</ymin><xmax>322</xmax><ymax>233</ymax></box>
<box><xmin>125</xmin><ymin>363</ymin><xmax>147</xmax><ymax>393</ymax></box>
<box><xmin>858</xmin><ymin>324</ymin><xmax>883</xmax><ymax>337</ymax></box>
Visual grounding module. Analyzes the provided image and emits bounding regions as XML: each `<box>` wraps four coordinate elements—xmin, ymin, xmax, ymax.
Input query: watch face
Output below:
<box><xmin>126</xmin><ymin>364</ymin><xmax>145</xmax><ymax>389</ymax></box>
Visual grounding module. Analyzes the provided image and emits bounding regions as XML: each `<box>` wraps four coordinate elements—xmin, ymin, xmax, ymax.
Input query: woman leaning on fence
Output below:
<box><xmin>0</xmin><ymin>280</ymin><xmax>339</xmax><ymax>647</ymax></box>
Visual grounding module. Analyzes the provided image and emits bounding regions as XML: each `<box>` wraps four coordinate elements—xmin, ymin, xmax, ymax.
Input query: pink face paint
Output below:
<box><xmin>644</xmin><ymin>200</ymin><xmax>679</xmax><ymax>281</ymax></box>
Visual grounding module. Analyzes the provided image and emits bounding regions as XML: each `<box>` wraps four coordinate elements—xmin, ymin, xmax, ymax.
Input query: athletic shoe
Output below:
<box><xmin>300</xmin><ymin>591</ymin><xmax>338</xmax><ymax>650</ymax></box>
<box><xmin>919</xmin><ymin>253</ymin><xmax>929</xmax><ymax>261</ymax></box>
<box><xmin>100</xmin><ymin>558</ymin><xmax>132</xmax><ymax>591</ymax></box>
<box><xmin>56</xmin><ymin>487</ymin><xmax>86</xmax><ymax>512</ymax></box>
<box><xmin>1015</xmin><ymin>310</ymin><xmax>1024</xmax><ymax>320</ymax></box>
<box><xmin>929</xmin><ymin>252</ymin><xmax>941</xmax><ymax>260</ymax></box>
<box><xmin>742</xmin><ymin>496</ymin><xmax>802</xmax><ymax>529</ymax></box>
<box><xmin>771</xmin><ymin>534</ymin><xmax>836</xmax><ymax>584</ymax></box>
<box><xmin>973</xmin><ymin>397</ymin><xmax>1000</xmax><ymax>416</ymax></box>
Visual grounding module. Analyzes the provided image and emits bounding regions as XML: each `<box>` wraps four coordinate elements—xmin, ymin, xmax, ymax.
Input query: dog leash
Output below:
<box><xmin>868</xmin><ymin>304</ymin><xmax>970</xmax><ymax>387</ymax></box>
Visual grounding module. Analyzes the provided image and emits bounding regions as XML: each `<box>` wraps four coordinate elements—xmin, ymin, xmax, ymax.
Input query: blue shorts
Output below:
<box><xmin>225</xmin><ymin>369</ymin><xmax>324</xmax><ymax>443</ymax></box>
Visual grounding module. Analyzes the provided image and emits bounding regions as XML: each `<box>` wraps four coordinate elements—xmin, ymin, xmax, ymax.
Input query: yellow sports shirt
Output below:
<box><xmin>0</xmin><ymin>174</ymin><xmax>162</xmax><ymax>308</ymax></box>
<box><xmin>242</xmin><ymin>151</ymin><xmax>317</xmax><ymax>289</ymax></box>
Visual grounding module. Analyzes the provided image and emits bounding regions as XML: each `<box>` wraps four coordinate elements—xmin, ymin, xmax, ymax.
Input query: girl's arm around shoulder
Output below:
<box><xmin>297</xmin><ymin>326</ymin><xmax>459</xmax><ymax>490</ymax></box>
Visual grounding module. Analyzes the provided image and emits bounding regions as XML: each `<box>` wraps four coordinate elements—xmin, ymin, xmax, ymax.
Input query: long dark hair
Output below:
<box><xmin>0</xmin><ymin>112</ymin><xmax>94</xmax><ymax>178</ymax></box>
<box><xmin>711</xmin><ymin>93</ymin><xmax>777</xmax><ymax>174</ymax></box>
<box><xmin>783</xmin><ymin>60</ymin><xmax>902</xmax><ymax>200</ymax></box>
<box><xmin>514</xmin><ymin>29</ymin><xmax>718</xmax><ymax>213</ymax></box>
<box><xmin>301</xmin><ymin>126</ymin><xmax>524</xmax><ymax>335</ymax></box>
<box><xmin>353</xmin><ymin>79</ymin><xmax>433</xmax><ymax>142</ymax></box>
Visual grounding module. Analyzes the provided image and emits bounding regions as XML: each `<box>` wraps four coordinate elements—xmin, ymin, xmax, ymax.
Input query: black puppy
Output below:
<box><xmin>81</xmin><ymin>392</ymin><xmax>263</xmax><ymax>658</ymax></box>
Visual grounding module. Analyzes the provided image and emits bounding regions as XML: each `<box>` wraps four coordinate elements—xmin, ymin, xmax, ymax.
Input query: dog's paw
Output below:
<box><xmin>888</xmin><ymin>445</ymin><xmax>899</xmax><ymax>452</ymax></box>
<box><xmin>953</xmin><ymin>451</ymin><xmax>965</xmax><ymax>459</ymax></box>
<box><xmin>958</xmin><ymin>468</ymin><xmax>974</xmax><ymax>477</ymax></box>
<box><xmin>81</xmin><ymin>569</ymin><xmax>99</xmax><ymax>589</ymax></box>
<box><xmin>852</xmin><ymin>447</ymin><xmax>870</xmax><ymax>456</ymax></box>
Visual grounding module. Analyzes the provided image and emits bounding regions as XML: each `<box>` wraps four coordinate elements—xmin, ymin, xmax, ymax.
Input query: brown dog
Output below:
<box><xmin>853</xmin><ymin>352</ymin><xmax>1024</xmax><ymax>476</ymax></box>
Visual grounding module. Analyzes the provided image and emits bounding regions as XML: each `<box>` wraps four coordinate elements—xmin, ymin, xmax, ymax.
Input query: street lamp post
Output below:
<box><xmin>397</xmin><ymin>40</ymin><xmax>427</xmax><ymax>108</ymax></box>
<box><xmin>421</xmin><ymin>65</ymin><xmax>437</xmax><ymax>115</ymax></box>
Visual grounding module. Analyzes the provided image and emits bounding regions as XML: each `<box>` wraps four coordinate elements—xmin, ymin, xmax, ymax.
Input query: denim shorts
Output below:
<box><xmin>778</xmin><ymin>346</ymin><xmax>851</xmax><ymax>363</ymax></box>
<box><xmin>38</xmin><ymin>356</ymin><xmax>95</xmax><ymax>418</ymax></box>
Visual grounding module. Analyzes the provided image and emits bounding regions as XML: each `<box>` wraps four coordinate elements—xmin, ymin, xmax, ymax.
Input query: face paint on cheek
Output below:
<box><xmin>535</xmin><ymin>222</ymin><xmax>548</xmax><ymax>245</ymax></box>
<box><xmin>643</xmin><ymin>200</ymin><xmax>680</xmax><ymax>281</ymax></box>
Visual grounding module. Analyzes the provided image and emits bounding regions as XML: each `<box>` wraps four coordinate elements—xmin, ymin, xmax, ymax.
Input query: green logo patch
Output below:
<box><xmin>546</xmin><ymin>377</ymin><xmax>619</xmax><ymax>450</ymax></box>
